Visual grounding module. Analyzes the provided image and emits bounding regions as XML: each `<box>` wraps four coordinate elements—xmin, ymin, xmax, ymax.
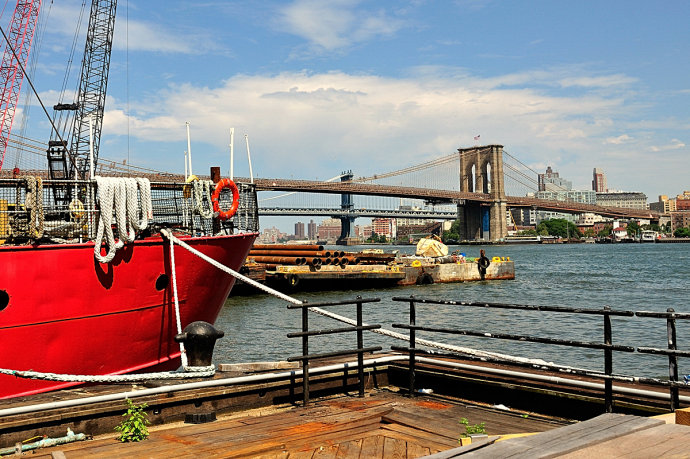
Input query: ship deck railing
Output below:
<box><xmin>0</xmin><ymin>177</ymin><xmax>258</xmax><ymax>244</ymax></box>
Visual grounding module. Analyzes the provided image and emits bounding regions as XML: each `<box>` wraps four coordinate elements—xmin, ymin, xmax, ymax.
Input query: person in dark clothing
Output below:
<box><xmin>477</xmin><ymin>249</ymin><xmax>490</xmax><ymax>280</ymax></box>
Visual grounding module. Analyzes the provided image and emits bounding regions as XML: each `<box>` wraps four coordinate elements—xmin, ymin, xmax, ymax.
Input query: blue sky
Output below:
<box><xmin>7</xmin><ymin>0</ymin><xmax>690</xmax><ymax>205</ymax></box>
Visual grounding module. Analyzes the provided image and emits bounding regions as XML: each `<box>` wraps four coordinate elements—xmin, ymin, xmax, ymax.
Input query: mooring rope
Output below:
<box><xmin>21</xmin><ymin>176</ymin><xmax>44</xmax><ymax>239</ymax></box>
<box><xmin>93</xmin><ymin>177</ymin><xmax>153</xmax><ymax>263</ymax></box>
<box><xmin>169</xmin><ymin>233</ymin><xmax>189</xmax><ymax>368</ymax></box>
<box><xmin>0</xmin><ymin>366</ymin><xmax>215</xmax><ymax>383</ymax></box>
<box><xmin>160</xmin><ymin>230</ymin><xmax>553</xmax><ymax>366</ymax></box>
<box><xmin>192</xmin><ymin>179</ymin><xmax>215</xmax><ymax>219</ymax></box>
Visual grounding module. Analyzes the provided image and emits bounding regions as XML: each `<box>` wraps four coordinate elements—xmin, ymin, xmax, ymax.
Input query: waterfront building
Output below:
<box><xmin>307</xmin><ymin>220</ymin><xmax>317</xmax><ymax>240</ymax></box>
<box><xmin>372</xmin><ymin>218</ymin><xmax>395</xmax><ymax>239</ymax></box>
<box><xmin>538</xmin><ymin>166</ymin><xmax>572</xmax><ymax>191</ymax></box>
<box><xmin>294</xmin><ymin>222</ymin><xmax>305</xmax><ymax>239</ymax></box>
<box><xmin>670</xmin><ymin>211</ymin><xmax>690</xmax><ymax>233</ymax></box>
<box><xmin>355</xmin><ymin>225</ymin><xmax>372</xmax><ymax>239</ymax></box>
<box><xmin>596</xmin><ymin>192</ymin><xmax>648</xmax><ymax>209</ymax></box>
<box><xmin>316</xmin><ymin>218</ymin><xmax>341</xmax><ymax>243</ymax></box>
<box><xmin>257</xmin><ymin>226</ymin><xmax>285</xmax><ymax>243</ymax></box>
<box><xmin>576</xmin><ymin>213</ymin><xmax>606</xmax><ymax>226</ymax></box>
<box><xmin>592</xmin><ymin>168</ymin><xmax>607</xmax><ymax>192</ymax></box>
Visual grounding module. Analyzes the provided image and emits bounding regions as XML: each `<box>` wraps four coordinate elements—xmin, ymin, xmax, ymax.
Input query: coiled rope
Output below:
<box><xmin>93</xmin><ymin>177</ymin><xmax>153</xmax><ymax>263</ymax></box>
<box><xmin>21</xmin><ymin>176</ymin><xmax>44</xmax><ymax>239</ymax></box>
<box><xmin>160</xmin><ymin>230</ymin><xmax>552</xmax><ymax>366</ymax></box>
<box><xmin>192</xmin><ymin>179</ymin><xmax>215</xmax><ymax>219</ymax></box>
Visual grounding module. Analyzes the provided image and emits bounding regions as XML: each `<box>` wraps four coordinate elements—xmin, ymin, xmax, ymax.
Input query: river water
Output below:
<box><xmin>215</xmin><ymin>242</ymin><xmax>690</xmax><ymax>379</ymax></box>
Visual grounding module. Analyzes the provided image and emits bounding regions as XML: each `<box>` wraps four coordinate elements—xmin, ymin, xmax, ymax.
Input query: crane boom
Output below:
<box><xmin>0</xmin><ymin>0</ymin><xmax>41</xmax><ymax>171</ymax></box>
<box><xmin>47</xmin><ymin>0</ymin><xmax>116</xmax><ymax>184</ymax></box>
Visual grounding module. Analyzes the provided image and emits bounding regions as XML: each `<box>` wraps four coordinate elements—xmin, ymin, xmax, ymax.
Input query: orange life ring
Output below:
<box><xmin>211</xmin><ymin>178</ymin><xmax>240</xmax><ymax>220</ymax></box>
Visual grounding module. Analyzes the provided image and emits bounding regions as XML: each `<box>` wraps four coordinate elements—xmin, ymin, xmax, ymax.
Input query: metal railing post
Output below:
<box><xmin>409</xmin><ymin>296</ymin><xmax>416</xmax><ymax>397</ymax></box>
<box><xmin>603</xmin><ymin>306</ymin><xmax>613</xmax><ymax>413</ymax></box>
<box><xmin>356</xmin><ymin>296</ymin><xmax>365</xmax><ymax>397</ymax></box>
<box><xmin>667</xmin><ymin>308</ymin><xmax>679</xmax><ymax>411</ymax></box>
<box><xmin>302</xmin><ymin>304</ymin><xmax>309</xmax><ymax>406</ymax></box>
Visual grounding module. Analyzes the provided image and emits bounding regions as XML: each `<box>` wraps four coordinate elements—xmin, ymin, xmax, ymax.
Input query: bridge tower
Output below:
<box><xmin>457</xmin><ymin>145</ymin><xmax>508</xmax><ymax>241</ymax></box>
<box><xmin>336</xmin><ymin>170</ymin><xmax>357</xmax><ymax>245</ymax></box>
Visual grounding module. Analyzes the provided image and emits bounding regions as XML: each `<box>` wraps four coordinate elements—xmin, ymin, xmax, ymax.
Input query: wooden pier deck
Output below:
<box><xmin>29</xmin><ymin>390</ymin><xmax>565</xmax><ymax>458</ymax></box>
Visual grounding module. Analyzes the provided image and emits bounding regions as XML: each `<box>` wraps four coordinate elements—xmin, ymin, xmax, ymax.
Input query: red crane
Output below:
<box><xmin>0</xmin><ymin>0</ymin><xmax>41</xmax><ymax>171</ymax></box>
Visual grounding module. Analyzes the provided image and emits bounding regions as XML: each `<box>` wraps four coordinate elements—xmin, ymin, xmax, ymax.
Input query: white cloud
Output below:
<box><xmin>605</xmin><ymin>134</ymin><xmax>633</xmax><ymax>144</ymax></box>
<box><xmin>101</xmin><ymin>69</ymin><xmax>657</xmax><ymax>182</ymax></box>
<box><xmin>44</xmin><ymin>1</ymin><xmax>213</xmax><ymax>55</ymax></box>
<box><xmin>277</xmin><ymin>0</ymin><xmax>405</xmax><ymax>54</ymax></box>
<box><xmin>650</xmin><ymin>138</ymin><xmax>685</xmax><ymax>152</ymax></box>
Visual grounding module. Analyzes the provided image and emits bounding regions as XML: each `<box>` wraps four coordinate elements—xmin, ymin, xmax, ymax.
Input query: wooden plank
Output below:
<box><xmin>287</xmin><ymin>449</ymin><xmax>316</xmax><ymax>459</ymax></box>
<box><xmin>311</xmin><ymin>444</ymin><xmax>339</xmax><ymax>458</ymax></box>
<box><xmin>359</xmin><ymin>435</ymin><xmax>384</xmax><ymax>458</ymax></box>
<box><xmin>381</xmin><ymin>409</ymin><xmax>460</xmax><ymax>440</ymax></box>
<box><xmin>406</xmin><ymin>442</ymin><xmax>431</xmax><ymax>459</ymax></box>
<box><xmin>218</xmin><ymin>361</ymin><xmax>300</xmax><ymax>372</ymax></box>
<box><xmin>334</xmin><ymin>439</ymin><xmax>362</xmax><ymax>458</ymax></box>
<box><xmin>461</xmin><ymin>413</ymin><xmax>665</xmax><ymax>458</ymax></box>
<box><xmin>382</xmin><ymin>436</ymin><xmax>406</xmax><ymax>459</ymax></box>
<box><xmin>379</xmin><ymin>424</ymin><xmax>459</xmax><ymax>449</ymax></box>
<box><xmin>560</xmin><ymin>423</ymin><xmax>690</xmax><ymax>458</ymax></box>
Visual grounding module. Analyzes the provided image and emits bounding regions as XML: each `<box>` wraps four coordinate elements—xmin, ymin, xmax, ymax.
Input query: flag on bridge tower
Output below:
<box><xmin>473</xmin><ymin>134</ymin><xmax>480</xmax><ymax>141</ymax></box>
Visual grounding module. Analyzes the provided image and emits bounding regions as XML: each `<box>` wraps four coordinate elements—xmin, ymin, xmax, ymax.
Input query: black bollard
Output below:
<box><xmin>175</xmin><ymin>321</ymin><xmax>225</xmax><ymax>367</ymax></box>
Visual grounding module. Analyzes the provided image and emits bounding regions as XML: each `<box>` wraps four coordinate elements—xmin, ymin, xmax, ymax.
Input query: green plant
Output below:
<box><xmin>459</xmin><ymin>417</ymin><xmax>486</xmax><ymax>438</ymax></box>
<box><xmin>115</xmin><ymin>399</ymin><xmax>150</xmax><ymax>442</ymax></box>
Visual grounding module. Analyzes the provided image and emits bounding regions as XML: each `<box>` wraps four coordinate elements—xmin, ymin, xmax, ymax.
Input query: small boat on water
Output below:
<box><xmin>640</xmin><ymin>230</ymin><xmax>658</xmax><ymax>242</ymax></box>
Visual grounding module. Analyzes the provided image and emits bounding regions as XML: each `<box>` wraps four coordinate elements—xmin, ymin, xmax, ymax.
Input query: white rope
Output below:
<box><xmin>0</xmin><ymin>366</ymin><xmax>215</xmax><ymax>383</ymax></box>
<box><xmin>161</xmin><ymin>230</ymin><xmax>552</xmax><ymax>366</ymax></box>
<box><xmin>21</xmin><ymin>176</ymin><xmax>44</xmax><ymax>239</ymax></box>
<box><xmin>93</xmin><ymin>177</ymin><xmax>152</xmax><ymax>263</ymax></box>
<box><xmin>192</xmin><ymin>179</ymin><xmax>215</xmax><ymax>219</ymax></box>
<box><xmin>169</xmin><ymin>235</ymin><xmax>189</xmax><ymax>368</ymax></box>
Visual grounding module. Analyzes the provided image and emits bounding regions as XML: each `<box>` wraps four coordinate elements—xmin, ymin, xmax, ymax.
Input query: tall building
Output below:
<box><xmin>596</xmin><ymin>192</ymin><xmax>648</xmax><ymax>209</ymax></box>
<box><xmin>592</xmin><ymin>168</ymin><xmax>607</xmax><ymax>192</ymax></box>
<box><xmin>307</xmin><ymin>220</ymin><xmax>316</xmax><ymax>240</ymax></box>
<box><xmin>294</xmin><ymin>222</ymin><xmax>305</xmax><ymax>239</ymax></box>
<box><xmin>538</xmin><ymin>166</ymin><xmax>572</xmax><ymax>191</ymax></box>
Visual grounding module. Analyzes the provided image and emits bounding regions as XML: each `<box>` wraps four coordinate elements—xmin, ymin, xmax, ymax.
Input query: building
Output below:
<box><xmin>576</xmin><ymin>213</ymin><xmax>606</xmax><ymax>226</ymax></box>
<box><xmin>538</xmin><ymin>166</ymin><xmax>572</xmax><ymax>191</ymax></box>
<box><xmin>596</xmin><ymin>192</ymin><xmax>648</xmax><ymax>209</ymax></box>
<box><xmin>316</xmin><ymin>218</ymin><xmax>341</xmax><ymax>242</ymax></box>
<box><xmin>535</xmin><ymin>190</ymin><xmax>597</xmax><ymax>205</ymax></box>
<box><xmin>650</xmin><ymin>195</ymin><xmax>676</xmax><ymax>213</ymax></box>
<box><xmin>294</xmin><ymin>222</ymin><xmax>305</xmax><ymax>239</ymax></box>
<box><xmin>670</xmin><ymin>211</ymin><xmax>690</xmax><ymax>233</ymax></box>
<box><xmin>592</xmin><ymin>168</ymin><xmax>607</xmax><ymax>192</ymax></box>
<box><xmin>371</xmin><ymin>218</ymin><xmax>395</xmax><ymax>239</ymax></box>
<box><xmin>307</xmin><ymin>220</ymin><xmax>317</xmax><ymax>240</ymax></box>
<box><xmin>355</xmin><ymin>225</ymin><xmax>372</xmax><ymax>239</ymax></box>
<box><xmin>256</xmin><ymin>226</ymin><xmax>285</xmax><ymax>243</ymax></box>
<box><xmin>676</xmin><ymin>191</ymin><xmax>690</xmax><ymax>211</ymax></box>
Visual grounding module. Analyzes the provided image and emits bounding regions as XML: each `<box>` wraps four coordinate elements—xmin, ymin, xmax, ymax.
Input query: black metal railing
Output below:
<box><xmin>391</xmin><ymin>296</ymin><xmax>689</xmax><ymax>412</ymax></box>
<box><xmin>287</xmin><ymin>297</ymin><xmax>382</xmax><ymax>406</ymax></box>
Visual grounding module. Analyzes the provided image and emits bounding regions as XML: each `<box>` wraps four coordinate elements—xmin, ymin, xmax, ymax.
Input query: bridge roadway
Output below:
<box><xmin>259</xmin><ymin>207</ymin><xmax>458</xmax><ymax>219</ymax></box>
<box><xmin>253</xmin><ymin>178</ymin><xmax>660</xmax><ymax>220</ymax></box>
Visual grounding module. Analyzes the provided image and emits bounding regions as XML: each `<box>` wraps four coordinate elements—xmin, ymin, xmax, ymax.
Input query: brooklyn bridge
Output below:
<box><xmin>249</xmin><ymin>145</ymin><xmax>658</xmax><ymax>242</ymax></box>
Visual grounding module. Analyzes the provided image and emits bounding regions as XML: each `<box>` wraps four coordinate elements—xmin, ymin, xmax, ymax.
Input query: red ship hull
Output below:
<box><xmin>0</xmin><ymin>232</ymin><xmax>257</xmax><ymax>399</ymax></box>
